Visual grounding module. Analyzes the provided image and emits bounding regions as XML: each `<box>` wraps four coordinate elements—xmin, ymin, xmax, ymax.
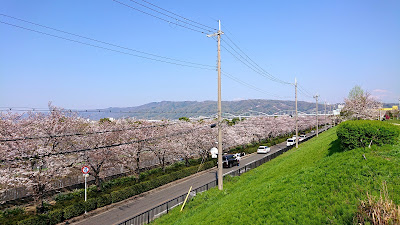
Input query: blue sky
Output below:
<box><xmin>1</xmin><ymin>0</ymin><xmax>399</xmax><ymax>110</ymax></box>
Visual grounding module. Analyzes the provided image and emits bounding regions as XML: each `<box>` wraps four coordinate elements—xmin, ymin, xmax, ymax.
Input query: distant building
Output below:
<box><xmin>333</xmin><ymin>104</ymin><xmax>344</xmax><ymax>116</ymax></box>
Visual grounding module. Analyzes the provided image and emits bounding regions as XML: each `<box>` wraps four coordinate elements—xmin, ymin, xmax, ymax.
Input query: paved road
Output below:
<box><xmin>71</xmin><ymin>127</ymin><xmax>330</xmax><ymax>225</ymax></box>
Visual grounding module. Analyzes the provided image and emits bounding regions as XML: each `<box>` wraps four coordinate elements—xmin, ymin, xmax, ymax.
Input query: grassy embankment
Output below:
<box><xmin>152</xmin><ymin>126</ymin><xmax>400</xmax><ymax>224</ymax></box>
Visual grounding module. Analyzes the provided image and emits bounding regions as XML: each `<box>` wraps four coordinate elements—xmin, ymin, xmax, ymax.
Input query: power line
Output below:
<box><xmin>221</xmin><ymin>71</ymin><xmax>291</xmax><ymax>99</ymax></box>
<box><xmin>297</xmin><ymin>83</ymin><xmax>314</xmax><ymax>98</ymax></box>
<box><xmin>213</xmin><ymin>34</ymin><xmax>289</xmax><ymax>86</ymax></box>
<box><xmin>224</xmin><ymin>25</ymin><xmax>291</xmax><ymax>84</ymax></box>
<box><xmin>222</xmin><ymin>33</ymin><xmax>291</xmax><ymax>85</ymax></box>
<box><xmin>0</xmin><ymin>108</ymin><xmax>220</xmax><ymax>115</ymax></box>
<box><xmin>221</xmin><ymin>38</ymin><xmax>288</xmax><ymax>85</ymax></box>
<box><xmin>0</xmin><ymin>20</ymin><xmax>214</xmax><ymax>70</ymax></box>
<box><xmin>126</xmin><ymin>0</ymin><xmax>214</xmax><ymax>33</ymax></box>
<box><xmin>140</xmin><ymin>0</ymin><xmax>217</xmax><ymax>31</ymax></box>
<box><xmin>0</xmin><ymin>122</ymin><xmax>180</xmax><ymax>143</ymax></box>
<box><xmin>111</xmin><ymin>0</ymin><xmax>207</xmax><ymax>34</ymax></box>
<box><xmin>0</xmin><ymin>14</ymin><xmax>215</xmax><ymax>69</ymax></box>
<box><xmin>220</xmin><ymin>43</ymin><xmax>291</xmax><ymax>89</ymax></box>
<box><xmin>1</xmin><ymin>124</ymin><xmax>211</xmax><ymax>163</ymax></box>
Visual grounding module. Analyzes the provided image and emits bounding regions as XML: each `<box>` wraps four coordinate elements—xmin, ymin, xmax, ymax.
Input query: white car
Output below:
<box><xmin>299</xmin><ymin>134</ymin><xmax>306</xmax><ymax>141</ymax></box>
<box><xmin>257</xmin><ymin>146</ymin><xmax>271</xmax><ymax>154</ymax></box>
<box><xmin>286</xmin><ymin>138</ymin><xmax>295</xmax><ymax>146</ymax></box>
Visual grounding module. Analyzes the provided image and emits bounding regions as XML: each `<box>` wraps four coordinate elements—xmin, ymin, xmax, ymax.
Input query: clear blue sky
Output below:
<box><xmin>1</xmin><ymin>0</ymin><xmax>399</xmax><ymax>109</ymax></box>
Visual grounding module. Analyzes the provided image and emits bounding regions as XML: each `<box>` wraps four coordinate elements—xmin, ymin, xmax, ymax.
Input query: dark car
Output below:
<box><xmin>222</xmin><ymin>154</ymin><xmax>239</xmax><ymax>168</ymax></box>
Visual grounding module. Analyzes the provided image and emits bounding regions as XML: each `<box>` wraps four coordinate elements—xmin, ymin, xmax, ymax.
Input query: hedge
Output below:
<box><xmin>63</xmin><ymin>203</ymin><xmax>84</xmax><ymax>220</ymax></box>
<box><xmin>337</xmin><ymin>120</ymin><xmax>400</xmax><ymax>150</ymax></box>
<box><xmin>47</xmin><ymin>209</ymin><xmax>63</xmax><ymax>225</ymax></box>
<box><xmin>17</xmin><ymin>215</ymin><xmax>49</xmax><ymax>225</ymax></box>
<box><xmin>83</xmin><ymin>198</ymin><xmax>97</xmax><ymax>212</ymax></box>
<box><xmin>96</xmin><ymin>194</ymin><xmax>112</xmax><ymax>208</ymax></box>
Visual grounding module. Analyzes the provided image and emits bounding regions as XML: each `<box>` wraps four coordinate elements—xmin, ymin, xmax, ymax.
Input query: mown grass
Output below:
<box><xmin>151</xmin><ymin>126</ymin><xmax>400</xmax><ymax>224</ymax></box>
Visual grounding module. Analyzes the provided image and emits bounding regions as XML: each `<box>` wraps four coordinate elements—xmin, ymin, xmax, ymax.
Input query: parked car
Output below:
<box><xmin>286</xmin><ymin>138</ymin><xmax>295</xmax><ymax>146</ymax></box>
<box><xmin>299</xmin><ymin>134</ymin><xmax>306</xmax><ymax>141</ymax></box>
<box><xmin>222</xmin><ymin>154</ymin><xmax>239</xmax><ymax>168</ymax></box>
<box><xmin>257</xmin><ymin>146</ymin><xmax>271</xmax><ymax>154</ymax></box>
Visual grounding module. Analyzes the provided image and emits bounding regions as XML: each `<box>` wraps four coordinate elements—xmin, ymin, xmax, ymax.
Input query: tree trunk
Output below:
<box><xmin>185</xmin><ymin>156</ymin><xmax>189</xmax><ymax>167</ymax></box>
<box><xmin>136</xmin><ymin>148</ymin><xmax>141</xmax><ymax>181</ymax></box>
<box><xmin>94</xmin><ymin>172</ymin><xmax>102</xmax><ymax>191</ymax></box>
<box><xmin>162</xmin><ymin>155</ymin><xmax>166</xmax><ymax>173</ymax></box>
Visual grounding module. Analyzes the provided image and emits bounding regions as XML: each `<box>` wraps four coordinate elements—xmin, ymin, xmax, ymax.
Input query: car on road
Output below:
<box><xmin>299</xmin><ymin>134</ymin><xmax>306</xmax><ymax>141</ymax></box>
<box><xmin>257</xmin><ymin>146</ymin><xmax>271</xmax><ymax>154</ymax></box>
<box><xmin>222</xmin><ymin>154</ymin><xmax>239</xmax><ymax>168</ymax></box>
<box><xmin>286</xmin><ymin>138</ymin><xmax>295</xmax><ymax>146</ymax></box>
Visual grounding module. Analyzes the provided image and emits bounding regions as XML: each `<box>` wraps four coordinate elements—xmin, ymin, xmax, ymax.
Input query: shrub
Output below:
<box><xmin>63</xmin><ymin>203</ymin><xmax>84</xmax><ymax>220</ymax></box>
<box><xmin>17</xmin><ymin>215</ymin><xmax>49</xmax><ymax>225</ymax></box>
<box><xmin>47</xmin><ymin>209</ymin><xmax>63</xmax><ymax>225</ymax></box>
<box><xmin>111</xmin><ymin>188</ymin><xmax>131</xmax><ymax>203</ymax></box>
<box><xmin>83</xmin><ymin>198</ymin><xmax>97</xmax><ymax>212</ymax></box>
<box><xmin>2</xmin><ymin>207</ymin><xmax>25</xmax><ymax>218</ymax></box>
<box><xmin>96</xmin><ymin>194</ymin><xmax>112</xmax><ymax>208</ymax></box>
<box><xmin>337</xmin><ymin>120</ymin><xmax>400</xmax><ymax>150</ymax></box>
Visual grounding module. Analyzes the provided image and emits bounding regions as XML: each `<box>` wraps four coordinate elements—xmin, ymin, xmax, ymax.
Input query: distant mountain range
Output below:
<box><xmin>79</xmin><ymin>99</ymin><xmax>344</xmax><ymax>120</ymax></box>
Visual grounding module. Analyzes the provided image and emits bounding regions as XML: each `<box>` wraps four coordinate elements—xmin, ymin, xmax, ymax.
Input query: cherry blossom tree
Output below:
<box><xmin>342</xmin><ymin>86</ymin><xmax>382</xmax><ymax>120</ymax></box>
<box><xmin>1</xmin><ymin>102</ymin><xmax>329</xmax><ymax>208</ymax></box>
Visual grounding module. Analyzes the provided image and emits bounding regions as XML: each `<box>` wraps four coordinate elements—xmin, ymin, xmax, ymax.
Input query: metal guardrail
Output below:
<box><xmin>117</xmin><ymin>130</ymin><xmax>328</xmax><ymax>225</ymax></box>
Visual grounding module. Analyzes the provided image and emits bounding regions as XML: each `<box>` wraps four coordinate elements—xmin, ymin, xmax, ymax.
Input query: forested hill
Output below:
<box><xmin>79</xmin><ymin>99</ymin><xmax>338</xmax><ymax>120</ymax></box>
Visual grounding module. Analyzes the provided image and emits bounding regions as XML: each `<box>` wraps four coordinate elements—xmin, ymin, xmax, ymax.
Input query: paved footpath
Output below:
<box><xmin>70</xmin><ymin>127</ymin><xmax>329</xmax><ymax>225</ymax></box>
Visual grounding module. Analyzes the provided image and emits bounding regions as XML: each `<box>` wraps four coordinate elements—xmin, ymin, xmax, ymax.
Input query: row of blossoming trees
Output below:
<box><xmin>0</xmin><ymin>105</ymin><xmax>330</xmax><ymax>204</ymax></box>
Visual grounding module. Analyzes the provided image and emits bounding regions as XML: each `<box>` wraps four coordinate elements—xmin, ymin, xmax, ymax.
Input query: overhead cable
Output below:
<box><xmin>1</xmin><ymin>124</ymin><xmax>211</xmax><ymax>162</ymax></box>
<box><xmin>0</xmin><ymin>20</ymin><xmax>214</xmax><ymax>70</ymax></box>
<box><xmin>0</xmin><ymin>122</ymin><xmax>180</xmax><ymax>143</ymax></box>
<box><xmin>111</xmin><ymin>0</ymin><xmax>207</xmax><ymax>34</ymax></box>
<box><xmin>126</xmin><ymin>0</ymin><xmax>213</xmax><ymax>33</ymax></box>
<box><xmin>140</xmin><ymin>0</ymin><xmax>217</xmax><ymax>31</ymax></box>
<box><xmin>222</xmin><ymin>33</ymin><xmax>291</xmax><ymax>85</ymax></box>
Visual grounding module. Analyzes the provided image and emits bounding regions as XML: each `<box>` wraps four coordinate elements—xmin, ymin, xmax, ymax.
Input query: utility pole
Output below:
<box><xmin>314</xmin><ymin>94</ymin><xmax>319</xmax><ymax>137</ymax></box>
<box><xmin>324</xmin><ymin>101</ymin><xmax>327</xmax><ymax>126</ymax></box>
<box><xmin>295</xmin><ymin>78</ymin><xmax>298</xmax><ymax>148</ymax></box>
<box><xmin>207</xmin><ymin>20</ymin><xmax>224</xmax><ymax>190</ymax></box>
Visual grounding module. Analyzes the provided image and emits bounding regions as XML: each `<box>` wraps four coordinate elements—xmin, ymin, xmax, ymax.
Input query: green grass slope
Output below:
<box><xmin>152</xmin><ymin>127</ymin><xmax>400</xmax><ymax>224</ymax></box>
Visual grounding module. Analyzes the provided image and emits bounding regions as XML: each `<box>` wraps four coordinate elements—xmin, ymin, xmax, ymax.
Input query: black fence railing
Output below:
<box><xmin>118</xmin><ymin>127</ymin><xmax>329</xmax><ymax>225</ymax></box>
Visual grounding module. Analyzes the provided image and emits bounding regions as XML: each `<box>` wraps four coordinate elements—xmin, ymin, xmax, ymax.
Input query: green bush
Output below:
<box><xmin>17</xmin><ymin>215</ymin><xmax>49</xmax><ymax>225</ymax></box>
<box><xmin>337</xmin><ymin>120</ymin><xmax>400</xmax><ymax>150</ymax></box>
<box><xmin>47</xmin><ymin>209</ymin><xmax>63</xmax><ymax>225</ymax></box>
<box><xmin>63</xmin><ymin>203</ymin><xmax>84</xmax><ymax>220</ymax></box>
<box><xmin>83</xmin><ymin>198</ymin><xmax>97</xmax><ymax>212</ymax></box>
<box><xmin>96</xmin><ymin>194</ymin><xmax>112</xmax><ymax>208</ymax></box>
<box><xmin>111</xmin><ymin>188</ymin><xmax>131</xmax><ymax>203</ymax></box>
<box><xmin>1</xmin><ymin>207</ymin><xmax>25</xmax><ymax>218</ymax></box>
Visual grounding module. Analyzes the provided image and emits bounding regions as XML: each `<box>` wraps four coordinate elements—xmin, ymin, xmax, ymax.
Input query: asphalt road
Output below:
<box><xmin>71</xmin><ymin>126</ymin><xmax>330</xmax><ymax>225</ymax></box>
